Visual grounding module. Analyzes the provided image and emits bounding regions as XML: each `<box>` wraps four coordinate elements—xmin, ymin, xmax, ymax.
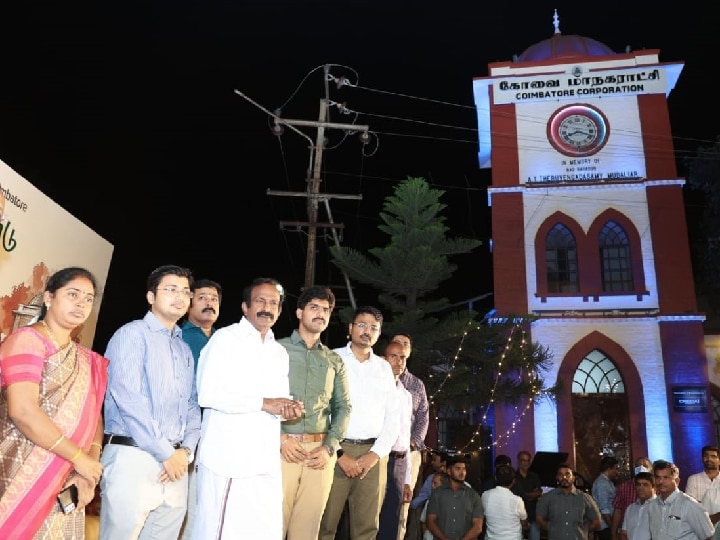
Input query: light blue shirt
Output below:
<box><xmin>104</xmin><ymin>311</ymin><xmax>201</xmax><ymax>463</ymax></box>
<box><xmin>647</xmin><ymin>489</ymin><xmax>715</xmax><ymax>540</ymax></box>
<box><xmin>592</xmin><ymin>472</ymin><xmax>617</xmax><ymax>530</ymax></box>
<box><xmin>411</xmin><ymin>472</ymin><xmax>436</xmax><ymax>509</ymax></box>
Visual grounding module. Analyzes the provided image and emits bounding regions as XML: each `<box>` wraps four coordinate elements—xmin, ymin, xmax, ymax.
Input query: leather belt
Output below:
<box><xmin>104</xmin><ymin>434</ymin><xmax>181</xmax><ymax>449</ymax></box>
<box><xmin>286</xmin><ymin>433</ymin><xmax>327</xmax><ymax>443</ymax></box>
<box><xmin>389</xmin><ymin>451</ymin><xmax>407</xmax><ymax>459</ymax></box>
<box><xmin>342</xmin><ymin>438</ymin><xmax>377</xmax><ymax>445</ymax></box>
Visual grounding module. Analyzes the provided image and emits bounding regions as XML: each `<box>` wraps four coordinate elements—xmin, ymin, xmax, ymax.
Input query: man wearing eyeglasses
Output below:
<box><xmin>278</xmin><ymin>286</ymin><xmax>352</xmax><ymax>540</ymax></box>
<box><xmin>191</xmin><ymin>277</ymin><xmax>304</xmax><ymax>539</ymax></box>
<box><xmin>101</xmin><ymin>265</ymin><xmax>202</xmax><ymax>540</ymax></box>
<box><xmin>319</xmin><ymin>306</ymin><xmax>401</xmax><ymax>540</ymax></box>
<box><xmin>178</xmin><ymin>278</ymin><xmax>222</xmax><ymax>540</ymax></box>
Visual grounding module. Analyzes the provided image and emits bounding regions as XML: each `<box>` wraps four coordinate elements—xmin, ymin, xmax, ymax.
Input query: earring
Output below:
<box><xmin>45</xmin><ymin>303</ymin><xmax>51</xmax><ymax>308</ymax></box>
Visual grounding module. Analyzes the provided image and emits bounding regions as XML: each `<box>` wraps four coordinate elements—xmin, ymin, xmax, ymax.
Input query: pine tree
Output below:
<box><xmin>330</xmin><ymin>176</ymin><xmax>553</xmax><ymax>428</ymax></box>
<box><xmin>685</xmin><ymin>136</ymin><xmax>720</xmax><ymax>327</ymax></box>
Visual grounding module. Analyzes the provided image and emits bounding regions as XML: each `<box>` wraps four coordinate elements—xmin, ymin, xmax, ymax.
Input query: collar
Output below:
<box><xmin>238</xmin><ymin>316</ymin><xmax>275</xmax><ymax>341</ymax></box>
<box><xmin>289</xmin><ymin>329</ymin><xmax>324</xmax><ymax>349</ymax></box>
<box><xmin>343</xmin><ymin>342</ymin><xmax>376</xmax><ymax>362</ymax></box>
<box><xmin>144</xmin><ymin>311</ymin><xmax>182</xmax><ymax>338</ymax></box>
<box><xmin>660</xmin><ymin>488</ymin><xmax>680</xmax><ymax>505</ymax></box>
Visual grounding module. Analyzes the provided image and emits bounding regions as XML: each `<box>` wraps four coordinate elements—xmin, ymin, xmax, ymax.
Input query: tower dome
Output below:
<box><xmin>517</xmin><ymin>10</ymin><xmax>616</xmax><ymax>62</ymax></box>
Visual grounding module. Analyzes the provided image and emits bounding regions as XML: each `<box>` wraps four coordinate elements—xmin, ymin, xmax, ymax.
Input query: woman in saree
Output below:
<box><xmin>0</xmin><ymin>266</ymin><xmax>108</xmax><ymax>539</ymax></box>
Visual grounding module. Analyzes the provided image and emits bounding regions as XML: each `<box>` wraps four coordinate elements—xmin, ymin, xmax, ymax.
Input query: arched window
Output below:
<box><xmin>573</xmin><ymin>349</ymin><xmax>625</xmax><ymax>393</ymax></box>
<box><xmin>571</xmin><ymin>349</ymin><xmax>628</xmax><ymax>480</ymax></box>
<box><xmin>599</xmin><ymin>221</ymin><xmax>633</xmax><ymax>292</ymax></box>
<box><xmin>546</xmin><ymin>224</ymin><xmax>578</xmax><ymax>293</ymax></box>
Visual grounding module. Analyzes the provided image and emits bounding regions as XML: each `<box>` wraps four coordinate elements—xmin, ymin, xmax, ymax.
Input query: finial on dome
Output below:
<box><xmin>553</xmin><ymin>9</ymin><xmax>561</xmax><ymax>34</ymax></box>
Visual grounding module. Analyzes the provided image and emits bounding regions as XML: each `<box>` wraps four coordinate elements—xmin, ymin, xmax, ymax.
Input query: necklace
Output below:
<box><xmin>41</xmin><ymin>320</ymin><xmax>64</xmax><ymax>349</ymax></box>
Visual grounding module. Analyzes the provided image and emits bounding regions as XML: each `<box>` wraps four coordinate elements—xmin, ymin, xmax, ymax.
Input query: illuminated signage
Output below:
<box><xmin>493</xmin><ymin>67</ymin><xmax>668</xmax><ymax>105</ymax></box>
<box><xmin>672</xmin><ymin>386</ymin><xmax>707</xmax><ymax>413</ymax></box>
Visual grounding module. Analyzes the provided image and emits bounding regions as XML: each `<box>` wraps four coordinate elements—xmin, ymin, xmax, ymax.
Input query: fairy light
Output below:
<box><xmin>428</xmin><ymin>322</ymin><xmax>549</xmax><ymax>453</ymax></box>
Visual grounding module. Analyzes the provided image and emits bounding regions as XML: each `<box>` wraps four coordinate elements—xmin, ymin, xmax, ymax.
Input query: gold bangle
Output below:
<box><xmin>69</xmin><ymin>448</ymin><xmax>83</xmax><ymax>462</ymax></box>
<box><xmin>48</xmin><ymin>434</ymin><xmax>65</xmax><ymax>453</ymax></box>
<box><xmin>90</xmin><ymin>442</ymin><xmax>103</xmax><ymax>451</ymax></box>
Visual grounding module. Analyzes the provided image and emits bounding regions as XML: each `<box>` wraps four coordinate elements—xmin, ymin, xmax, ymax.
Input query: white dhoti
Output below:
<box><xmin>191</xmin><ymin>463</ymin><xmax>283</xmax><ymax>540</ymax></box>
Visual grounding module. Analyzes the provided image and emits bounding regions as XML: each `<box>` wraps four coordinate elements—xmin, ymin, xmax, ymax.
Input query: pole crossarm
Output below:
<box><xmin>279</xmin><ymin>221</ymin><xmax>344</xmax><ymax>229</ymax></box>
<box><xmin>278</xmin><ymin>118</ymin><xmax>369</xmax><ymax>132</ymax></box>
<box><xmin>236</xmin><ymin>82</ymin><xmax>363</xmax><ymax>299</ymax></box>
<box><xmin>267</xmin><ymin>189</ymin><xmax>362</xmax><ymax>201</ymax></box>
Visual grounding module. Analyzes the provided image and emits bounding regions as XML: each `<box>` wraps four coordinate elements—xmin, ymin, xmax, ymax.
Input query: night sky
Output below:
<box><xmin>0</xmin><ymin>1</ymin><xmax>716</xmax><ymax>351</ymax></box>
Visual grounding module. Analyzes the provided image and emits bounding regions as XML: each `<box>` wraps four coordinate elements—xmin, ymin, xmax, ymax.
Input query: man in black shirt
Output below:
<box><xmin>512</xmin><ymin>450</ymin><xmax>543</xmax><ymax>540</ymax></box>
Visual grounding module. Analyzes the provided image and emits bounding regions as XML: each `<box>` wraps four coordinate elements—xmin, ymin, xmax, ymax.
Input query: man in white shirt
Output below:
<box><xmin>686</xmin><ymin>446</ymin><xmax>720</xmax><ymax>502</ymax></box>
<box><xmin>378</xmin><ymin>341</ymin><xmax>414</xmax><ymax>540</ymax></box>
<box><xmin>620</xmin><ymin>471</ymin><xmax>655</xmax><ymax>540</ymax></box>
<box><xmin>482</xmin><ymin>465</ymin><xmax>528</xmax><ymax>540</ymax></box>
<box><xmin>647</xmin><ymin>460</ymin><xmax>714</xmax><ymax>540</ymax></box>
<box><xmin>191</xmin><ymin>277</ymin><xmax>304</xmax><ymax>539</ymax></box>
<box><xmin>319</xmin><ymin>306</ymin><xmax>401</xmax><ymax>540</ymax></box>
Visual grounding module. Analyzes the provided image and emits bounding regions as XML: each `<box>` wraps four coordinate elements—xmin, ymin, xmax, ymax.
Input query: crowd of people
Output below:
<box><xmin>2</xmin><ymin>264</ymin><xmax>720</xmax><ymax>540</ymax></box>
<box><xmin>0</xmin><ymin>265</ymin><xmax>431</xmax><ymax>540</ymax></box>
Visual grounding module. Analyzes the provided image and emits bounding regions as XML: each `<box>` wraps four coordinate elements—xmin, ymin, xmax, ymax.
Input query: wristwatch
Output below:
<box><xmin>336</xmin><ymin>449</ymin><xmax>344</xmax><ymax>459</ymax></box>
<box><xmin>180</xmin><ymin>446</ymin><xmax>194</xmax><ymax>464</ymax></box>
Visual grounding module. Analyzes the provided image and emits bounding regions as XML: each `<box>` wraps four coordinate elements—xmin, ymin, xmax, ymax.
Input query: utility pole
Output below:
<box><xmin>267</xmin><ymin>96</ymin><xmax>366</xmax><ymax>293</ymax></box>
<box><xmin>235</xmin><ymin>68</ymin><xmax>368</xmax><ymax>307</ymax></box>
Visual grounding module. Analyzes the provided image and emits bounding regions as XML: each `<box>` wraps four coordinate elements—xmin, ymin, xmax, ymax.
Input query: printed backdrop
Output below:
<box><xmin>0</xmin><ymin>159</ymin><xmax>113</xmax><ymax>347</ymax></box>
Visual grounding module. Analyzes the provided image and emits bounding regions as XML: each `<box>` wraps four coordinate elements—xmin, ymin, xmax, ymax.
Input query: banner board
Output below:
<box><xmin>0</xmin><ymin>160</ymin><xmax>113</xmax><ymax>348</ymax></box>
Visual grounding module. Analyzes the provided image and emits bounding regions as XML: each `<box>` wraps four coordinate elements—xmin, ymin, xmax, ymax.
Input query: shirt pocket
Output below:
<box><xmin>306</xmin><ymin>357</ymin><xmax>334</xmax><ymax>409</ymax></box>
<box><xmin>665</xmin><ymin>516</ymin><xmax>683</xmax><ymax>538</ymax></box>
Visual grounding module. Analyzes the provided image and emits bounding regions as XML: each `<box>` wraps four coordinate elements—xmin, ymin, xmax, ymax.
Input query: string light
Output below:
<box><xmin>429</xmin><ymin>322</ymin><xmax>549</xmax><ymax>453</ymax></box>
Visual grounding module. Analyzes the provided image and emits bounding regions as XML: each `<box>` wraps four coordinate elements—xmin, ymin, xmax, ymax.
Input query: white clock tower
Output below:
<box><xmin>472</xmin><ymin>11</ymin><xmax>711</xmax><ymax>482</ymax></box>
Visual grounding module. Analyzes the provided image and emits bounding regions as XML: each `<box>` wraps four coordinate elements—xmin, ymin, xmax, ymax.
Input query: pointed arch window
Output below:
<box><xmin>599</xmin><ymin>221</ymin><xmax>633</xmax><ymax>292</ymax></box>
<box><xmin>546</xmin><ymin>223</ymin><xmax>578</xmax><ymax>293</ymax></box>
<box><xmin>571</xmin><ymin>350</ymin><xmax>627</xmax><ymax>479</ymax></box>
<box><xmin>572</xmin><ymin>349</ymin><xmax>625</xmax><ymax>394</ymax></box>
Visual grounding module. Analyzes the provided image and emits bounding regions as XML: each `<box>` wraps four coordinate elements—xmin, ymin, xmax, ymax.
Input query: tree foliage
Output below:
<box><xmin>685</xmin><ymin>135</ymin><xmax>720</xmax><ymax>323</ymax></box>
<box><xmin>329</xmin><ymin>176</ymin><xmax>554</xmax><ymax>414</ymax></box>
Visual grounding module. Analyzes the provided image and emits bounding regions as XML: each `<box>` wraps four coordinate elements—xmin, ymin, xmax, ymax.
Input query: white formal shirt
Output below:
<box><xmin>196</xmin><ymin>317</ymin><xmax>289</xmax><ymax>478</ymax></box>
<box><xmin>686</xmin><ymin>472</ymin><xmax>720</xmax><ymax>502</ymax></box>
<box><xmin>622</xmin><ymin>495</ymin><xmax>655</xmax><ymax>540</ymax></box>
<box><xmin>392</xmin><ymin>379</ymin><xmax>413</xmax><ymax>485</ymax></box>
<box><xmin>333</xmin><ymin>343</ymin><xmax>400</xmax><ymax>458</ymax></box>
<box><xmin>647</xmin><ymin>489</ymin><xmax>715</xmax><ymax>540</ymax></box>
<box><xmin>702</xmin><ymin>486</ymin><xmax>720</xmax><ymax>540</ymax></box>
<box><xmin>482</xmin><ymin>485</ymin><xmax>527</xmax><ymax>540</ymax></box>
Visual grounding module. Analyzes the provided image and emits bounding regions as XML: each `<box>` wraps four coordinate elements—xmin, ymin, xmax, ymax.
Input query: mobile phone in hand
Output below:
<box><xmin>57</xmin><ymin>485</ymin><xmax>79</xmax><ymax>514</ymax></box>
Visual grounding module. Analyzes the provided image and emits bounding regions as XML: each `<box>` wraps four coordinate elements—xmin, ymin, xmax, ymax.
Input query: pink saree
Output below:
<box><xmin>0</xmin><ymin>326</ymin><xmax>108</xmax><ymax>540</ymax></box>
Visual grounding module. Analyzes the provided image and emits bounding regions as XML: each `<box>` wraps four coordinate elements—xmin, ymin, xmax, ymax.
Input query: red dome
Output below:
<box><xmin>518</xmin><ymin>34</ymin><xmax>615</xmax><ymax>62</ymax></box>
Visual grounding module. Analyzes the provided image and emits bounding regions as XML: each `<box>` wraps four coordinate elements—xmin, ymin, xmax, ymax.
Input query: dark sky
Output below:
<box><xmin>0</xmin><ymin>2</ymin><xmax>716</xmax><ymax>351</ymax></box>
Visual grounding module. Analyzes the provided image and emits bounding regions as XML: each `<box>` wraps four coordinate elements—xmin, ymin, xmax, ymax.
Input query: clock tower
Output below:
<box><xmin>472</xmin><ymin>11</ymin><xmax>711</xmax><ymax>482</ymax></box>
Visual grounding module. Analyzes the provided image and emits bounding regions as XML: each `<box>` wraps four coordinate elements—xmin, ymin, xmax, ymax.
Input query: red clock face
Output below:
<box><xmin>547</xmin><ymin>104</ymin><xmax>609</xmax><ymax>157</ymax></box>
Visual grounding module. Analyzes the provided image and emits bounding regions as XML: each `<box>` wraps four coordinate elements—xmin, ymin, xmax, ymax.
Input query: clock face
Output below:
<box><xmin>547</xmin><ymin>104</ymin><xmax>609</xmax><ymax>157</ymax></box>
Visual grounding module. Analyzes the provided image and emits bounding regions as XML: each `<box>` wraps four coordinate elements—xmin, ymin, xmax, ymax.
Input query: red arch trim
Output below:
<box><xmin>556</xmin><ymin>330</ymin><xmax>648</xmax><ymax>467</ymax></box>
